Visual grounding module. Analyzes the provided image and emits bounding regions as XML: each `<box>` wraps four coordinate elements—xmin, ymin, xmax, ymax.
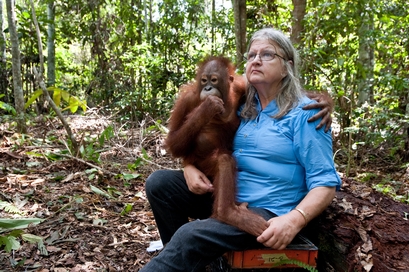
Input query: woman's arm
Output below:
<box><xmin>256</xmin><ymin>186</ymin><xmax>336</xmax><ymax>250</ymax></box>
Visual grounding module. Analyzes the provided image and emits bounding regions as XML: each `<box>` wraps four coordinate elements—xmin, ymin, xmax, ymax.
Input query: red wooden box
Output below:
<box><xmin>224</xmin><ymin>235</ymin><xmax>318</xmax><ymax>269</ymax></box>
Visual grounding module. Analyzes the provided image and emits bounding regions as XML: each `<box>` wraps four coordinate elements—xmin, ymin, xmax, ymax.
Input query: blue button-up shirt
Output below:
<box><xmin>233</xmin><ymin>95</ymin><xmax>341</xmax><ymax>216</ymax></box>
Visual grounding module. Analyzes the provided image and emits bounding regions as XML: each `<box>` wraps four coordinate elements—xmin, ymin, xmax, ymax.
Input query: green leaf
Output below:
<box><xmin>21</xmin><ymin>11</ymin><xmax>30</xmax><ymax>19</ymax></box>
<box><xmin>127</xmin><ymin>158</ymin><xmax>143</xmax><ymax>170</ymax></box>
<box><xmin>26</xmin><ymin>151</ymin><xmax>43</xmax><ymax>157</ymax></box>
<box><xmin>51</xmin><ymin>87</ymin><xmax>72</xmax><ymax>107</ymax></box>
<box><xmin>0</xmin><ymin>235</ymin><xmax>20</xmax><ymax>252</ymax></box>
<box><xmin>9</xmin><ymin>230</ymin><xmax>24</xmax><ymax>237</ymax></box>
<box><xmin>38</xmin><ymin>239</ymin><xmax>48</xmax><ymax>256</ymax></box>
<box><xmin>98</xmin><ymin>126</ymin><xmax>114</xmax><ymax>146</ymax></box>
<box><xmin>24</xmin><ymin>89</ymin><xmax>43</xmax><ymax>109</ymax></box>
<box><xmin>61</xmin><ymin>90</ymin><xmax>70</xmax><ymax>102</ymax></box>
<box><xmin>22</xmin><ymin>234</ymin><xmax>48</xmax><ymax>256</ymax></box>
<box><xmin>106</xmin><ymin>187</ymin><xmax>122</xmax><ymax>196</ymax></box>
<box><xmin>121</xmin><ymin>203</ymin><xmax>133</xmax><ymax>215</ymax></box>
<box><xmin>52</xmin><ymin>87</ymin><xmax>62</xmax><ymax>106</ymax></box>
<box><xmin>61</xmin><ymin>95</ymin><xmax>87</xmax><ymax>113</ymax></box>
<box><xmin>122</xmin><ymin>173</ymin><xmax>141</xmax><ymax>180</ymax></box>
<box><xmin>21</xmin><ymin>233</ymin><xmax>42</xmax><ymax>243</ymax></box>
<box><xmin>0</xmin><ymin>218</ymin><xmax>44</xmax><ymax>232</ymax></box>
<box><xmin>65</xmin><ymin>96</ymin><xmax>79</xmax><ymax>113</ymax></box>
<box><xmin>0</xmin><ymin>201</ymin><xmax>24</xmax><ymax>215</ymax></box>
<box><xmin>85</xmin><ymin>168</ymin><xmax>98</xmax><ymax>174</ymax></box>
<box><xmin>0</xmin><ymin>101</ymin><xmax>16</xmax><ymax>115</ymax></box>
<box><xmin>90</xmin><ymin>185</ymin><xmax>113</xmax><ymax>199</ymax></box>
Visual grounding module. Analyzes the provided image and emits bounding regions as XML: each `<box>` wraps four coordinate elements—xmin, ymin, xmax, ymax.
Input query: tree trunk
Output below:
<box><xmin>310</xmin><ymin>178</ymin><xmax>409</xmax><ymax>271</ymax></box>
<box><xmin>291</xmin><ymin>0</ymin><xmax>307</xmax><ymax>46</ymax></box>
<box><xmin>357</xmin><ymin>6</ymin><xmax>374</xmax><ymax>106</ymax></box>
<box><xmin>232</xmin><ymin>0</ymin><xmax>246</xmax><ymax>65</ymax></box>
<box><xmin>211</xmin><ymin>0</ymin><xmax>215</xmax><ymax>54</ymax></box>
<box><xmin>0</xmin><ymin>0</ymin><xmax>8</xmax><ymax>100</ymax></box>
<box><xmin>5</xmin><ymin>0</ymin><xmax>26</xmax><ymax>133</ymax></box>
<box><xmin>47</xmin><ymin>1</ymin><xmax>56</xmax><ymax>87</ymax></box>
<box><xmin>30</xmin><ymin>0</ymin><xmax>79</xmax><ymax>154</ymax></box>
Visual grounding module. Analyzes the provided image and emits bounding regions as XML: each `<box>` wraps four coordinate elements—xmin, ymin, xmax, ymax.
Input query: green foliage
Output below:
<box><xmin>0</xmin><ymin>218</ymin><xmax>43</xmax><ymax>231</ymax></box>
<box><xmin>25</xmin><ymin>87</ymin><xmax>87</xmax><ymax>113</ymax></box>
<box><xmin>357</xmin><ymin>172</ymin><xmax>378</xmax><ymax>183</ymax></box>
<box><xmin>120</xmin><ymin>203</ymin><xmax>133</xmax><ymax>216</ymax></box>
<box><xmin>0</xmin><ymin>95</ymin><xmax>16</xmax><ymax>115</ymax></box>
<box><xmin>90</xmin><ymin>184</ymin><xmax>114</xmax><ymax>199</ymax></box>
<box><xmin>76</xmin><ymin>125</ymin><xmax>115</xmax><ymax>162</ymax></box>
<box><xmin>42</xmin><ymin>0</ymin><xmax>235</xmax><ymax>123</ymax></box>
<box><xmin>271</xmin><ymin>258</ymin><xmax>318</xmax><ymax>272</ymax></box>
<box><xmin>79</xmin><ymin>140</ymin><xmax>100</xmax><ymax>162</ymax></box>
<box><xmin>373</xmin><ymin>176</ymin><xmax>409</xmax><ymax>204</ymax></box>
<box><xmin>0</xmin><ymin>230</ymin><xmax>46</xmax><ymax>255</ymax></box>
<box><xmin>0</xmin><ymin>201</ymin><xmax>24</xmax><ymax>215</ymax></box>
<box><xmin>299</xmin><ymin>0</ymin><xmax>409</xmax><ymax>172</ymax></box>
<box><xmin>85</xmin><ymin>168</ymin><xmax>100</xmax><ymax>180</ymax></box>
<box><xmin>0</xmin><ymin>231</ymin><xmax>21</xmax><ymax>252</ymax></box>
<box><xmin>127</xmin><ymin>148</ymin><xmax>150</xmax><ymax>171</ymax></box>
<box><xmin>98</xmin><ymin>125</ymin><xmax>114</xmax><ymax>146</ymax></box>
<box><xmin>0</xmin><ymin>218</ymin><xmax>46</xmax><ymax>260</ymax></box>
<box><xmin>5</xmin><ymin>0</ymin><xmax>409</xmax><ymax>183</ymax></box>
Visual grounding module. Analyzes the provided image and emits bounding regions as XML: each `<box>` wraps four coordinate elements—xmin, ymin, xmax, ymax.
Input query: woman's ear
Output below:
<box><xmin>281</xmin><ymin>60</ymin><xmax>293</xmax><ymax>77</ymax></box>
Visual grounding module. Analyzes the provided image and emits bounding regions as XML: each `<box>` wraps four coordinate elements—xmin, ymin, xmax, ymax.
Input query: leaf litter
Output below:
<box><xmin>0</xmin><ymin>114</ymin><xmax>174</xmax><ymax>271</ymax></box>
<box><xmin>1</xmin><ymin>113</ymin><xmax>409</xmax><ymax>271</ymax></box>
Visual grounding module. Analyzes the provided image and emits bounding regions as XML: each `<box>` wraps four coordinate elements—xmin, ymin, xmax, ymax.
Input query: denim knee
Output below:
<box><xmin>145</xmin><ymin>170</ymin><xmax>165</xmax><ymax>198</ymax></box>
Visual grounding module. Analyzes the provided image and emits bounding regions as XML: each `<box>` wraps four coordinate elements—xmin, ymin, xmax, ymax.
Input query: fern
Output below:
<box><xmin>272</xmin><ymin>258</ymin><xmax>318</xmax><ymax>272</ymax></box>
<box><xmin>0</xmin><ymin>201</ymin><xmax>24</xmax><ymax>215</ymax></box>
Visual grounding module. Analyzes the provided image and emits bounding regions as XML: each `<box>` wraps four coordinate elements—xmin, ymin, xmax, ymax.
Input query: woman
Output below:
<box><xmin>140</xmin><ymin>27</ymin><xmax>341</xmax><ymax>271</ymax></box>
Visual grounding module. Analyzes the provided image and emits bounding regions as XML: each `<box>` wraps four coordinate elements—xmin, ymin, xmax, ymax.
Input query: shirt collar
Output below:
<box><xmin>255</xmin><ymin>93</ymin><xmax>279</xmax><ymax>116</ymax></box>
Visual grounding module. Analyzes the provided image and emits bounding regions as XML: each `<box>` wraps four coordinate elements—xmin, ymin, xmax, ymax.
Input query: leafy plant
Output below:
<box><xmin>0</xmin><ymin>218</ymin><xmax>46</xmax><ymax>264</ymax></box>
<box><xmin>0</xmin><ymin>218</ymin><xmax>44</xmax><ymax>232</ymax></box>
<box><xmin>127</xmin><ymin>148</ymin><xmax>150</xmax><ymax>171</ymax></box>
<box><xmin>78</xmin><ymin>126</ymin><xmax>115</xmax><ymax>162</ymax></box>
<box><xmin>373</xmin><ymin>178</ymin><xmax>409</xmax><ymax>204</ymax></box>
<box><xmin>90</xmin><ymin>185</ymin><xmax>114</xmax><ymax>199</ymax></box>
<box><xmin>25</xmin><ymin>87</ymin><xmax>86</xmax><ymax>113</ymax></box>
<box><xmin>0</xmin><ymin>201</ymin><xmax>24</xmax><ymax>215</ymax></box>
<box><xmin>0</xmin><ymin>94</ymin><xmax>16</xmax><ymax>115</ymax></box>
<box><xmin>271</xmin><ymin>258</ymin><xmax>318</xmax><ymax>272</ymax></box>
<box><xmin>98</xmin><ymin>125</ymin><xmax>114</xmax><ymax>146</ymax></box>
<box><xmin>120</xmin><ymin>203</ymin><xmax>133</xmax><ymax>216</ymax></box>
<box><xmin>79</xmin><ymin>140</ymin><xmax>100</xmax><ymax>162</ymax></box>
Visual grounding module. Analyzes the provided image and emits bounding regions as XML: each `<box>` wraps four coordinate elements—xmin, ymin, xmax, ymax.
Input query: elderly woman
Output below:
<box><xmin>140</xmin><ymin>27</ymin><xmax>341</xmax><ymax>272</ymax></box>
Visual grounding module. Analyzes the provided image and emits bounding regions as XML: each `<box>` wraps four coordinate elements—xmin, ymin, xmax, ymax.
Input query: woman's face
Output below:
<box><xmin>245</xmin><ymin>39</ymin><xmax>287</xmax><ymax>90</ymax></box>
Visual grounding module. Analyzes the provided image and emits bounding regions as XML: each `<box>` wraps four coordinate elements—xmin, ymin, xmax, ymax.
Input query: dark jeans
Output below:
<box><xmin>141</xmin><ymin>169</ymin><xmax>276</xmax><ymax>272</ymax></box>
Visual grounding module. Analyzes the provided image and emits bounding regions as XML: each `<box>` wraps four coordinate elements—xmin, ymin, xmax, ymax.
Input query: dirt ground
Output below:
<box><xmin>1</xmin><ymin>115</ymin><xmax>408</xmax><ymax>271</ymax></box>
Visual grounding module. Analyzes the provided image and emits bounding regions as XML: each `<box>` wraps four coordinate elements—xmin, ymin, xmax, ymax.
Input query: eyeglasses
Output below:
<box><xmin>244</xmin><ymin>51</ymin><xmax>286</xmax><ymax>62</ymax></box>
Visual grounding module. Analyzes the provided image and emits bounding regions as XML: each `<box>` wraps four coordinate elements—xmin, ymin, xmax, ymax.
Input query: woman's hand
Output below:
<box><xmin>304</xmin><ymin>91</ymin><xmax>334</xmax><ymax>132</ymax></box>
<box><xmin>258</xmin><ymin>186</ymin><xmax>336</xmax><ymax>249</ymax></box>
<box><xmin>256</xmin><ymin>210</ymin><xmax>304</xmax><ymax>250</ymax></box>
<box><xmin>183</xmin><ymin>164</ymin><xmax>214</xmax><ymax>195</ymax></box>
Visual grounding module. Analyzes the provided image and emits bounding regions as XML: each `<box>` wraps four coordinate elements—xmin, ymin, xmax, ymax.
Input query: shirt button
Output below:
<box><xmin>239</xmin><ymin>149</ymin><xmax>243</xmax><ymax>152</ymax></box>
<box><xmin>244</xmin><ymin>134</ymin><xmax>248</xmax><ymax>138</ymax></box>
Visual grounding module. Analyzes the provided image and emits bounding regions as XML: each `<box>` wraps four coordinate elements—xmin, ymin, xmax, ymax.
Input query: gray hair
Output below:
<box><xmin>240</xmin><ymin>28</ymin><xmax>304</xmax><ymax>120</ymax></box>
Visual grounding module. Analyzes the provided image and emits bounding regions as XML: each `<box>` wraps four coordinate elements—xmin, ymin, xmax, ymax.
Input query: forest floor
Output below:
<box><xmin>0</xmin><ymin>113</ymin><xmax>408</xmax><ymax>272</ymax></box>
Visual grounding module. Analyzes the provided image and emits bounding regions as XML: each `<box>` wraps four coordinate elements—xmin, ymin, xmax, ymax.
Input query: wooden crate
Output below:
<box><xmin>225</xmin><ymin>235</ymin><xmax>318</xmax><ymax>269</ymax></box>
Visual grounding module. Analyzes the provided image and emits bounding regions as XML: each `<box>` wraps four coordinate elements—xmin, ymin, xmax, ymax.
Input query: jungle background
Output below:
<box><xmin>0</xmin><ymin>0</ymin><xmax>408</xmax><ymax>271</ymax></box>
